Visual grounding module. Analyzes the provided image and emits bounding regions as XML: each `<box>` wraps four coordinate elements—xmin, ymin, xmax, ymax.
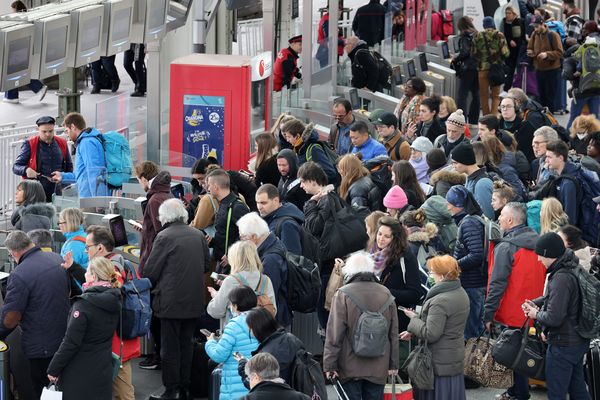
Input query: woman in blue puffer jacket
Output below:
<box><xmin>205</xmin><ymin>286</ymin><xmax>259</xmax><ymax>400</ymax></box>
<box><xmin>59</xmin><ymin>208</ymin><xmax>89</xmax><ymax>268</ymax></box>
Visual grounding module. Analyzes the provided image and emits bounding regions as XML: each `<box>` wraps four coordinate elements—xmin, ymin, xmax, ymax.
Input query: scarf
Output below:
<box><xmin>370</xmin><ymin>245</ymin><xmax>389</xmax><ymax>277</ymax></box>
<box><xmin>82</xmin><ymin>280</ymin><xmax>113</xmax><ymax>291</ymax></box>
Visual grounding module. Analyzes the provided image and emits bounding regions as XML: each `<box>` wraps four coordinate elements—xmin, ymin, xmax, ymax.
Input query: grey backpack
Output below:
<box><xmin>339</xmin><ymin>286</ymin><xmax>395</xmax><ymax>358</ymax></box>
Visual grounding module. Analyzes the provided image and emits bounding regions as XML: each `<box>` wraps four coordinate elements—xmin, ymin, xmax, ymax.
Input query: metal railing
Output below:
<box><xmin>0</xmin><ymin>131</ymin><xmax>35</xmax><ymax>224</ymax></box>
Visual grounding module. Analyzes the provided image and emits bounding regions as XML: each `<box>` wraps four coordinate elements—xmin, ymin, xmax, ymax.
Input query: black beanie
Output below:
<box><xmin>450</xmin><ymin>142</ymin><xmax>476</xmax><ymax>166</ymax></box>
<box><xmin>535</xmin><ymin>232</ymin><xmax>566</xmax><ymax>259</ymax></box>
<box><xmin>426</xmin><ymin>148</ymin><xmax>447</xmax><ymax>171</ymax></box>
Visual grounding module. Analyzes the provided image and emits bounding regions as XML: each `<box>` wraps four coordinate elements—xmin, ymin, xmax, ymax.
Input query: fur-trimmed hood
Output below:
<box><xmin>407</xmin><ymin>223</ymin><xmax>439</xmax><ymax>244</ymax></box>
<box><xmin>21</xmin><ymin>203</ymin><xmax>56</xmax><ymax>220</ymax></box>
<box><xmin>301</xmin><ymin>122</ymin><xmax>318</xmax><ymax>143</ymax></box>
<box><xmin>429</xmin><ymin>169</ymin><xmax>466</xmax><ymax>186</ymax></box>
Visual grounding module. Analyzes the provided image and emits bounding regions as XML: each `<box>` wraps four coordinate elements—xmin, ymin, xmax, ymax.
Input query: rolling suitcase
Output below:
<box><xmin>332</xmin><ymin>378</ymin><xmax>349</xmax><ymax>400</ymax></box>
<box><xmin>586</xmin><ymin>339</ymin><xmax>600</xmax><ymax>398</ymax></box>
<box><xmin>208</xmin><ymin>363</ymin><xmax>222</xmax><ymax>400</ymax></box>
<box><xmin>190</xmin><ymin>340</ymin><xmax>210</xmax><ymax>398</ymax></box>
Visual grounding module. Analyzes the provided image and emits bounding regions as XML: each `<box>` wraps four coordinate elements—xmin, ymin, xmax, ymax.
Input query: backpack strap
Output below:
<box><xmin>232</xmin><ymin>273</ymin><xmax>250</xmax><ymax>287</ymax></box>
<box><xmin>256</xmin><ymin>274</ymin><xmax>268</xmax><ymax>295</ymax></box>
<box><xmin>339</xmin><ymin>286</ymin><xmax>395</xmax><ymax>314</ymax></box>
<box><xmin>72</xmin><ymin>236</ymin><xmax>86</xmax><ymax>243</ymax></box>
<box><xmin>275</xmin><ymin>216</ymin><xmax>295</xmax><ymax>237</ymax></box>
<box><xmin>224</xmin><ymin>198</ymin><xmax>241</xmax><ymax>254</ymax></box>
<box><xmin>207</xmin><ymin>195</ymin><xmax>218</xmax><ymax>215</ymax></box>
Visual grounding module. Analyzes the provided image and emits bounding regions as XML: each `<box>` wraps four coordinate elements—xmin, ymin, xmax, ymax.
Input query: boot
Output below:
<box><xmin>90</xmin><ymin>85</ymin><xmax>101</xmax><ymax>94</ymax></box>
<box><xmin>111</xmin><ymin>79</ymin><xmax>121</xmax><ymax>93</ymax></box>
<box><xmin>148</xmin><ymin>387</ymin><xmax>181</xmax><ymax>400</ymax></box>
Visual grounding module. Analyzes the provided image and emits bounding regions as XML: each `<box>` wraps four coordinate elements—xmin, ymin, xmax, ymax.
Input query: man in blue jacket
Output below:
<box><xmin>350</xmin><ymin>120</ymin><xmax>387</xmax><ymax>162</ymax></box>
<box><xmin>0</xmin><ymin>231</ymin><xmax>70</xmax><ymax>398</ymax></box>
<box><xmin>50</xmin><ymin>112</ymin><xmax>109</xmax><ymax>198</ymax></box>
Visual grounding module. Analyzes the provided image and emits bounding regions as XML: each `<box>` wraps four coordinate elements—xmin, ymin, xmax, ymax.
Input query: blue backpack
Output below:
<box><xmin>545</xmin><ymin>20</ymin><xmax>566</xmax><ymax>42</ymax></box>
<box><xmin>99</xmin><ymin>131</ymin><xmax>132</xmax><ymax>188</ymax></box>
<box><xmin>526</xmin><ymin>200</ymin><xmax>542</xmax><ymax>234</ymax></box>
<box><xmin>119</xmin><ymin>261</ymin><xmax>152</xmax><ymax>339</ymax></box>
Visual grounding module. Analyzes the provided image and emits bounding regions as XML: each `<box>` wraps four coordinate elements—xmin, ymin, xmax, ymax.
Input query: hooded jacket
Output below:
<box><xmin>296</xmin><ymin>124</ymin><xmax>338</xmax><ymax>185</ymax></box>
<box><xmin>453</xmin><ymin>211</ymin><xmax>486</xmax><ymax>288</ymax></box>
<box><xmin>258</xmin><ymin>234</ymin><xmax>291</xmax><ymax>327</ymax></box>
<box><xmin>429</xmin><ymin>169</ymin><xmax>466</xmax><ymax>199</ymax></box>
<box><xmin>348</xmin><ymin>41</ymin><xmax>381</xmax><ymax>92</ymax></box>
<box><xmin>533</xmin><ymin>249</ymin><xmax>589</xmax><ymax>347</ymax></box>
<box><xmin>517</xmin><ymin>99</ymin><xmax>548</xmax><ymax>162</ymax></box>
<box><xmin>263</xmin><ymin>202</ymin><xmax>305</xmax><ymax>255</ymax></box>
<box><xmin>554</xmin><ymin>161</ymin><xmax>581</xmax><ymax>226</ymax></box>
<box><xmin>465</xmin><ymin>168</ymin><xmax>495</xmax><ymax>220</ymax></box>
<box><xmin>484</xmin><ymin>225</ymin><xmax>546</xmax><ymax>327</ymax></box>
<box><xmin>421</xmin><ymin>195</ymin><xmax>459</xmax><ymax>253</ymax></box>
<box><xmin>60</xmin><ymin>128</ymin><xmax>109</xmax><ymax>198</ymax></box>
<box><xmin>139</xmin><ymin>171</ymin><xmax>173</xmax><ymax>274</ymax></box>
<box><xmin>47</xmin><ymin>286</ymin><xmax>121</xmax><ymax>400</ymax></box>
<box><xmin>11</xmin><ymin>203</ymin><xmax>55</xmax><ymax>232</ymax></box>
<box><xmin>277</xmin><ymin>149</ymin><xmax>311</xmax><ymax>211</ymax></box>
<box><xmin>346</xmin><ymin>176</ymin><xmax>383</xmax><ymax>212</ymax></box>
<box><xmin>406</xmin><ymin>223</ymin><xmax>446</xmax><ymax>262</ymax></box>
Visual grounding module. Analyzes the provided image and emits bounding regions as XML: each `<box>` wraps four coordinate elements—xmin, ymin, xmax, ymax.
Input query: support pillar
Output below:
<box><xmin>56</xmin><ymin>68</ymin><xmax>81</xmax><ymax>125</ymax></box>
<box><xmin>146</xmin><ymin>41</ymin><xmax>161</xmax><ymax>163</ymax></box>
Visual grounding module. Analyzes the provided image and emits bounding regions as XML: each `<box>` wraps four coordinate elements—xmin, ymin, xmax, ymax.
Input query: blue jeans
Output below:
<box><xmin>4</xmin><ymin>79</ymin><xmax>44</xmax><ymax>99</ymax></box>
<box><xmin>342</xmin><ymin>379</ymin><xmax>384</xmax><ymax>400</ymax></box>
<box><xmin>90</xmin><ymin>55</ymin><xmax>119</xmax><ymax>86</ymax></box>
<box><xmin>464</xmin><ymin>287</ymin><xmax>485</xmax><ymax>340</ymax></box>
<box><xmin>567</xmin><ymin>96</ymin><xmax>600</xmax><ymax>129</ymax></box>
<box><xmin>545</xmin><ymin>343</ymin><xmax>591</xmax><ymax>400</ymax></box>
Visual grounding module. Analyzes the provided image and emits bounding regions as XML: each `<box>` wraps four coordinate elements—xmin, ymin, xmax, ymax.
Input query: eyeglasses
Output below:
<box><xmin>333</xmin><ymin>111</ymin><xmax>350</xmax><ymax>119</ymax></box>
<box><xmin>58</xmin><ymin>221</ymin><xmax>66</xmax><ymax>225</ymax></box>
<box><xmin>499</xmin><ymin>105</ymin><xmax>514</xmax><ymax>110</ymax></box>
<box><xmin>84</xmin><ymin>243</ymin><xmax>99</xmax><ymax>251</ymax></box>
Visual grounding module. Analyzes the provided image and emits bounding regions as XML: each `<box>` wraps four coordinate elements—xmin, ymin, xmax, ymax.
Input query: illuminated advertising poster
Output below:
<box><xmin>405</xmin><ymin>0</ymin><xmax>415</xmax><ymax>50</ymax></box>
<box><xmin>182</xmin><ymin>95</ymin><xmax>225</xmax><ymax>167</ymax></box>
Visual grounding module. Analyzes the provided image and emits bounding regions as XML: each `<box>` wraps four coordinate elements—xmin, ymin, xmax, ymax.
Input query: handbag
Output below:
<box><xmin>41</xmin><ymin>384</ymin><xmax>63</xmax><ymax>400</ymax></box>
<box><xmin>384</xmin><ymin>375</ymin><xmax>413</xmax><ymax>400</ymax></box>
<box><xmin>402</xmin><ymin>340</ymin><xmax>434</xmax><ymax>390</ymax></box>
<box><xmin>464</xmin><ymin>332</ymin><xmax>513</xmax><ymax>388</ymax></box>
<box><xmin>319</xmin><ymin>195</ymin><xmax>369</xmax><ymax>261</ymax></box>
<box><xmin>324</xmin><ymin>263</ymin><xmax>344</xmax><ymax>311</ymax></box>
<box><xmin>492</xmin><ymin>318</ymin><xmax>547</xmax><ymax>381</ymax></box>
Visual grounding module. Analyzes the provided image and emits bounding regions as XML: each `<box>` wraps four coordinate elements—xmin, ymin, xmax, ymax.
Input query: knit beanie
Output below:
<box><xmin>535</xmin><ymin>232</ymin><xmax>566</xmax><ymax>259</ymax></box>
<box><xmin>446</xmin><ymin>109</ymin><xmax>466</xmax><ymax>128</ymax></box>
<box><xmin>483</xmin><ymin>16</ymin><xmax>496</xmax><ymax>30</ymax></box>
<box><xmin>426</xmin><ymin>148</ymin><xmax>447</xmax><ymax>171</ymax></box>
<box><xmin>445</xmin><ymin>185</ymin><xmax>469</xmax><ymax>209</ymax></box>
<box><xmin>411</xmin><ymin>137</ymin><xmax>434</xmax><ymax>154</ymax></box>
<box><xmin>450</xmin><ymin>142</ymin><xmax>476</xmax><ymax>166</ymax></box>
<box><xmin>383</xmin><ymin>185</ymin><xmax>408</xmax><ymax>210</ymax></box>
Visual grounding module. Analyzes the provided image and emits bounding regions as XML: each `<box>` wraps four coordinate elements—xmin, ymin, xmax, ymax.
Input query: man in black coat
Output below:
<box><xmin>276</xmin><ymin>149</ymin><xmax>310</xmax><ymax>211</ymax></box>
<box><xmin>352</xmin><ymin>0</ymin><xmax>386</xmax><ymax>47</ymax></box>
<box><xmin>242</xmin><ymin>353</ymin><xmax>309</xmax><ymax>400</ymax></box>
<box><xmin>142</xmin><ymin>199</ymin><xmax>210</xmax><ymax>400</ymax></box>
<box><xmin>345</xmin><ymin>36</ymin><xmax>382</xmax><ymax>92</ymax></box>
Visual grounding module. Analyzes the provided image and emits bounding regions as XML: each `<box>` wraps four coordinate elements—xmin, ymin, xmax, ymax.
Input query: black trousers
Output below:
<box><xmin>160</xmin><ymin>318</ymin><xmax>196</xmax><ymax>390</ymax></box>
<box><xmin>536</xmin><ymin>68</ymin><xmax>561</xmax><ymax>112</ymax></box>
<box><xmin>457</xmin><ymin>69</ymin><xmax>481</xmax><ymax>125</ymax></box>
<box><xmin>123</xmin><ymin>43</ymin><xmax>146</xmax><ymax>93</ymax></box>
<box><xmin>29</xmin><ymin>357</ymin><xmax>52</xmax><ymax>399</ymax></box>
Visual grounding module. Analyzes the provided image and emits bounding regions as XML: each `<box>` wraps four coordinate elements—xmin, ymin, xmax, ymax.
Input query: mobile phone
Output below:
<box><xmin>127</xmin><ymin>219</ymin><xmax>143</xmax><ymax>229</ymax></box>
<box><xmin>170</xmin><ymin>183</ymin><xmax>184</xmax><ymax>200</ymax></box>
<box><xmin>210</xmin><ymin>272</ymin><xmax>227</xmax><ymax>281</ymax></box>
<box><xmin>397</xmin><ymin>306</ymin><xmax>410</xmax><ymax>312</ymax></box>
<box><xmin>200</xmin><ymin>329</ymin><xmax>212</xmax><ymax>337</ymax></box>
<box><xmin>233</xmin><ymin>351</ymin><xmax>243</xmax><ymax>359</ymax></box>
<box><xmin>108</xmin><ymin>215</ymin><xmax>128</xmax><ymax>247</ymax></box>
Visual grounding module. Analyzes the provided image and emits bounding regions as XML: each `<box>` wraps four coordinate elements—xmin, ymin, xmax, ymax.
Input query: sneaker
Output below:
<box><xmin>139</xmin><ymin>354</ymin><xmax>161</xmax><ymax>370</ymax></box>
<box><xmin>2</xmin><ymin>98</ymin><xmax>19</xmax><ymax>104</ymax></box>
<box><xmin>494</xmin><ymin>392</ymin><xmax>516</xmax><ymax>400</ymax></box>
<box><xmin>38</xmin><ymin>85</ymin><xmax>48</xmax><ymax>101</ymax></box>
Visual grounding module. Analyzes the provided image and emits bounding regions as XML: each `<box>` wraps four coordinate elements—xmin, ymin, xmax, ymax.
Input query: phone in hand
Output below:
<box><xmin>397</xmin><ymin>306</ymin><xmax>410</xmax><ymax>312</ymax></box>
<box><xmin>210</xmin><ymin>272</ymin><xmax>228</xmax><ymax>281</ymax></box>
<box><xmin>232</xmin><ymin>351</ymin><xmax>243</xmax><ymax>360</ymax></box>
<box><xmin>200</xmin><ymin>329</ymin><xmax>212</xmax><ymax>337</ymax></box>
<box><xmin>127</xmin><ymin>219</ymin><xmax>143</xmax><ymax>229</ymax></box>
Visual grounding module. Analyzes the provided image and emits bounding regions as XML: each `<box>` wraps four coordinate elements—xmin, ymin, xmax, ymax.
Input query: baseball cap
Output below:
<box><xmin>373</xmin><ymin>112</ymin><xmax>398</xmax><ymax>128</ymax></box>
<box><xmin>36</xmin><ymin>116</ymin><xmax>56</xmax><ymax>126</ymax></box>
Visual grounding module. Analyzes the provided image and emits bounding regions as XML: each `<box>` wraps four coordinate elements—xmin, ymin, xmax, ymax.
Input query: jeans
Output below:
<box><xmin>536</xmin><ymin>68</ymin><xmax>561</xmax><ymax>112</ymax></box>
<box><xmin>29</xmin><ymin>357</ymin><xmax>52</xmax><ymax>399</ymax></box>
<box><xmin>457</xmin><ymin>69</ymin><xmax>481</xmax><ymax>124</ymax></box>
<box><xmin>123</xmin><ymin>43</ymin><xmax>146</xmax><ymax>92</ymax></box>
<box><xmin>463</xmin><ymin>287</ymin><xmax>485</xmax><ymax>340</ymax></box>
<box><xmin>4</xmin><ymin>79</ymin><xmax>44</xmax><ymax>99</ymax></box>
<box><xmin>160</xmin><ymin>318</ymin><xmax>196</xmax><ymax>390</ymax></box>
<box><xmin>567</xmin><ymin>96</ymin><xmax>600</xmax><ymax>129</ymax></box>
<box><xmin>545</xmin><ymin>342</ymin><xmax>591</xmax><ymax>400</ymax></box>
<box><xmin>90</xmin><ymin>55</ymin><xmax>119</xmax><ymax>86</ymax></box>
<box><xmin>478</xmin><ymin>70</ymin><xmax>502</xmax><ymax>116</ymax></box>
<box><xmin>342</xmin><ymin>379</ymin><xmax>385</xmax><ymax>400</ymax></box>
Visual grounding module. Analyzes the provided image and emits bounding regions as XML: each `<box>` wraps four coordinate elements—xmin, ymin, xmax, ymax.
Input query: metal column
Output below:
<box><xmin>193</xmin><ymin>0</ymin><xmax>207</xmax><ymax>53</ymax></box>
<box><xmin>328</xmin><ymin>0</ymin><xmax>338</xmax><ymax>97</ymax></box>
<box><xmin>56</xmin><ymin>68</ymin><xmax>82</xmax><ymax>125</ymax></box>
<box><xmin>263</xmin><ymin>0</ymin><xmax>275</xmax><ymax>127</ymax></box>
<box><xmin>146</xmin><ymin>41</ymin><xmax>160</xmax><ymax>163</ymax></box>
<box><xmin>301</xmin><ymin>0</ymin><xmax>312</xmax><ymax>98</ymax></box>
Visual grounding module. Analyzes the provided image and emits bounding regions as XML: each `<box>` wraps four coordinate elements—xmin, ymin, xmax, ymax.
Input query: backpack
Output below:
<box><xmin>232</xmin><ymin>274</ymin><xmax>277</xmax><ymax>317</ymax></box>
<box><xmin>438</xmin><ymin>10</ymin><xmax>454</xmax><ymax>40</ymax></box>
<box><xmin>563</xmin><ymin>266</ymin><xmax>600</xmax><ymax>339</ymax></box>
<box><xmin>526</xmin><ymin>200</ymin><xmax>542</xmax><ymax>234</ymax></box>
<box><xmin>98</xmin><ymin>131</ymin><xmax>133</xmax><ymax>189</ymax></box>
<box><xmin>470</xmin><ymin>215</ymin><xmax>502</xmax><ymax>276</ymax></box>
<box><xmin>275</xmin><ymin>217</ymin><xmax>321</xmax><ymax>265</ymax></box>
<box><xmin>119</xmin><ymin>260</ymin><xmax>153</xmax><ymax>339</ymax></box>
<box><xmin>338</xmin><ymin>286</ymin><xmax>395</xmax><ymax>357</ymax></box>
<box><xmin>364</xmin><ymin>155</ymin><xmax>393</xmax><ymax>209</ymax></box>
<box><xmin>545</xmin><ymin>20</ymin><xmax>566</xmax><ymax>42</ymax></box>
<box><xmin>357</xmin><ymin>49</ymin><xmax>393</xmax><ymax>89</ymax></box>
<box><xmin>306</xmin><ymin>141</ymin><xmax>340</xmax><ymax>166</ymax></box>
<box><xmin>290</xmin><ymin>349</ymin><xmax>327</xmax><ymax>400</ymax></box>
<box><xmin>576</xmin><ymin>42</ymin><xmax>600</xmax><ymax>95</ymax></box>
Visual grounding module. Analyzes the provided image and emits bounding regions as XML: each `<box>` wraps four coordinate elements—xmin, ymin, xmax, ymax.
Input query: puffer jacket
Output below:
<box><xmin>533</xmin><ymin>249</ymin><xmax>589</xmax><ymax>347</ymax></box>
<box><xmin>453</xmin><ymin>212</ymin><xmax>486</xmax><ymax>288</ymax></box>
<box><xmin>205</xmin><ymin>313</ymin><xmax>259</xmax><ymax>400</ymax></box>
<box><xmin>407</xmin><ymin>279</ymin><xmax>469</xmax><ymax>376</ymax></box>
<box><xmin>61</xmin><ymin>226</ymin><xmax>89</xmax><ymax>268</ymax></box>
<box><xmin>296</xmin><ymin>124</ymin><xmax>338</xmax><ymax>185</ymax></box>
<box><xmin>346</xmin><ymin>176</ymin><xmax>383</xmax><ymax>212</ymax></box>
<box><xmin>12</xmin><ymin>203</ymin><xmax>55</xmax><ymax>232</ymax></box>
<box><xmin>420</xmin><ymin>195</ymin><xmax>458</xmax><ymax>253</ymax></box>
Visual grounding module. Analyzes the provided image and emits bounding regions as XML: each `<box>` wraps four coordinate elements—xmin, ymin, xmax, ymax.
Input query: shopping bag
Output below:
<box><xmin>384</xmin><ymin>375</ymin><xmax>413</xmax><ymax>400</ymax></box>
<box><xmin>324</xmin><ymin>263</ymin><xmax>344</xmax><ymax>311</ymax></box>
<box><xmin>464</xmin><ymin>333</ymin><xmax>513</xmax><ymax>388</ymax></box>
<box><xmin>41</xmin><ymin>384</ymin><xmax>63</xmax><ymax>400</ymax></box>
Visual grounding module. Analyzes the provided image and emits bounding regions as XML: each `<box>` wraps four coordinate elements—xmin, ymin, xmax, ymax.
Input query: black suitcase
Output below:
<box><xmin>208</xmin><ymin>364</ymin><xmax>222</xmax><ymax>400</ymax></box>
<box><xmin>190</xmin><ymin>340</ymin><xmax>211</xmax><ymax>398</ymax></box>
<box><xmin>331</xmin><ymin>377</ymin><xmax>349</xmax><ymax>400</ymax></box>
<box><xmin>586</xmin><ymin>339</ymin><xmax>600</xmax><ymax>399</ymax></box>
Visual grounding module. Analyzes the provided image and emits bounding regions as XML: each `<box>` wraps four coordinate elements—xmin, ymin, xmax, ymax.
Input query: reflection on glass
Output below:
<box><xmin>45</xmin><ymin>25</ymin><xmax>68</xmax><ymax>63</ymax></box>
<box><xmin>81</xmin><ymin>16</ymin><xmax>101</xmax><ymax>51</ymax></box>
<box><xmin>112</xmin><ymin>8</ymin><xmax>131</xmax><ymax>42</ymax></box>
<box><xmin>7</xmin><ymin>36</ymin><xmax>30</xmax><ymax>75</ymax></box>
<box><xmin>250</xmin><ymin>79</ymin><xmax>266</xmax><ymax>153</ymax></box>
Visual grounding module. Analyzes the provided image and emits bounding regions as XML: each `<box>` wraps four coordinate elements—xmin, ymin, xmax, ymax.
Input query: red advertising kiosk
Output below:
<box><xmin>169</xmin><ymin>52</ymin><xmax>272</xmax><ymax>170</ymax></box>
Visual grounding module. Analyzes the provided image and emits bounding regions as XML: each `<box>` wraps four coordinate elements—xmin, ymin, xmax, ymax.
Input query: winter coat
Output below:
<box><xmin>421</xmin><ymin>195</ymin><xmax>459</xmax><ymax>253</ymax></box>
<box><xmin>255</xmin><ymin>155</ymin><xmax>281</xmax><ymax>187</ymax></box>
<box><xmin>553</xmin><ymin>161</ymin><xmax>580</xmax><ymax>226</ymax></box>
<box><xmin>527</xmin><ymin>28</ymin><xmax>564</xmax><ymax>71</ymax></box>
<box><xmin>454</xmin><ymin>31</ymin><xmax>478</xmax><ymax>72</ymax></box>
<box><xmin>407</xmin><ymin>279</ymin><xmax>469</xmax><ymax>376</ymax></box>
<box><xmin>496</xmin><ymin>151</ymin><xmax>528</xmax><ymax>201</ymax></box>
<box><xmin>484</xmin><ymin>225</ymin><xmax>546</xmax><ymax>327</ymax></box>
<box><xmin>351</xmin><ymin>1</ymin><xmax>386</xmax><ymax>47</ymax></box>
<box><xmin>60</xmin><ymin>128</ymin><xmax>109</xmax><ymax>198</ymax></box>
<box><xmin>381</xmin><ymin>131</ymin><xmax>411</xmax><ymax>161</ymax></box>
<box><xmin>212</xmin><ymin>192</ymin><xmax>250</xmax><ymax>264</ymax></box>
<box><xmin>517</xmin><ymin>99</ymin><xmax>548</xmax><ymax>162</ymax></box>
<box><xmin>501</xmin><ymin>17</ymin><xmax>525</xmax><ymax>61</ymax></box>
<box><xmin>263</xmin><ymin>202</ymin><xmax>305</xmax><ymax>255</ymax></box>
<box><xmin>396</xmin><ymin>95</ymin><xmax>425</xmax><ymax>133</ymax></box>
<box><xmin>296</xmin><ymin>125</ymin><xmax>338</xmax><ymax>185</ymax></box>
<box><xmin>533</xmin><ymin>249</ymin><xmax>589</xmax><ymax>347</ymax></box>
<box><xmin>0</xmin><ymin>247</ymin><xmax>70</xmax><ymax>358</ymax></box>
<box><xmin>303</xmin><ymin>192</ymin><xmax>345</xmax><ymax>266</ymax></box>
<box><xmin>348</xmin><ymin>41</ymin><xmax>382</xmax><ymax>92</ymax></box>
<box><xmin>498</xmin><ymin>116</ymin><xmax>522</xmax><ymax>135</ymax></box>
<box><xmin>345</xmin><ymin>176</ymin><xmax>383</xmax><ymax>211</ymax></box>
<box><xmin>11</xmin><ymin>203</ymin><xmax>55</xmax><ymax>232</ymax></box>
<box><xmin>228</xmin><ymin>171</ymin><xmax>258</xmax><ymax>212</ymax></box>
<box><xmin>465</xmin><ymin>168</ymin><xmax>494</xmax><ymax>220</ymax></box>
<box><xmin>205</xmin><ymin>313</ymin><xmax>259</xmax><ymax>400</ymax></box>
<box><xmin>406</xmin><ymin>223</ymin><xmax>446</xmax><ymax>261</ymax></box>
<box><xmin>257</xmin><ymin>234</ymin><xmax>291</xmax><ymax>327</ymax></box>
<box><xmin>139</xmin><ymin>171</ymin><xmax>173</xmax><ymax>274</ymax></box>
<box><xmin>277</xmin><ymin>150</ymin><xmax>311</xmax><ymax>212</ymax></box>
<box><xmin>323</xmin><ymin>273</ymin><xmax>399</xmax><ymax>385</ymax></box>
<box><xmin>453</xmin><ymin>212</ymin><xmax>486</xmax><ymax>288</ymax></box>
<box><xmin>404</xmin><ymin>188</ymin><xmax>424</xmax><ymax>209</ymax></box>
<box><xmin>379</xmin><ymin>249</ymin><xmax>422</xmax><ymax>331</ymax></box>
<box><xmin>242</xmin><ymin>380</ymin><xmax>310</xmax><ymax>400</ymax></box>
<box><xmin>429</xmin><ymin>169</ymin><xmax>465</xmax><ymax>199</ymax></box>
<box><xmin>417</xmin><ymin>119</ymin><xmax>446</xmax><ymax>144</ymax></box>
<box><xmin>434</xmin><ymin>134</ymin><xmax>467</xmax><ymax>157</ymax></box>
<box><xmin>142</xmin><ymin>221</ymin><xmax>209</xmax><ymax>319</ymax></box>
<box><xmin>351</xmin><ymin>137</ymin><xmax>388</xmax><ymax>162</ymax></box>
<box><xmin>61</xmin><ymin>226</ymin><xmax>89</xmax><ymax>269</ymax></box>
<box><xmin>47</xmin><ymin>286</ymin><xmax>121</xmax><ymax>400</ymax></box>
<box><xmin>472</xmin><ymin>30</ymin><xmax>510</xmax><ymax>71</ymax></box>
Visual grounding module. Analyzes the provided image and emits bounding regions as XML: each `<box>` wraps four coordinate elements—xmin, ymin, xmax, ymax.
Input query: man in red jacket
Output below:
<box><xmin>273</xmin><ymin>35</ymin><xmax>302</xmax><ymax>92</ymax></box>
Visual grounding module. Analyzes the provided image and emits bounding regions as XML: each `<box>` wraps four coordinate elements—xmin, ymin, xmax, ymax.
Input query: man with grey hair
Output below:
<box><xmin>483</xmin><ymin>202</ymin><xmax>547</xmax><ymax>400</ymax></box>
<box><xmin>243</xmin><ymin>353</ymin><xmax>309</xmax><ymax>399</ymax></box>
<box><xmin>324</xmin><ymin>251</ymin><xmax>399</xmax><ymax>398</ymax></box>
<box><xmin>344</xmin><ymin>36</ymin><xmax>382</xmax><ymax>92</ymax></box>
<box><xmin>0</xmin><ymin>230</ymin><xmax>70</xmax><ymax>398</ymax></box>
<box><xmin>27</xmin><ymin>229</ymin><xmax>53</xmax><ymax>251</ymax></box>
<box><xmin>531</xmin><ymin>126</ymin><xmax>559</xmax><ymax>186</ymax></box>
<box><xmin>142</xmin><ymin>198</ymin><xmax>209</xmax><ymax>400</ymax></box>
<box><xmin>237</xmin><ymin>212</ymin><xmax>291</xmax><ymax>328</ymax></box>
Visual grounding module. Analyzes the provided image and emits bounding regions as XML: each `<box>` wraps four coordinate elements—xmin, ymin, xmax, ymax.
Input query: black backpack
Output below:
<box><xmin>371</xmin><ymin>50</ymin><xmax>393</xmax><ymax>89</ymax></box>
<box><xmin>364</xmin><ymin>155</ymin><xmax>393</xmax><ymax>210</ymax></box>
<box><xmin>290</xmin><ymin>349</ymin><xmax>327</xmax><ymax>400</ymax></box>
<box><xmin>275</xmin><ymin>216</ymin><xmax>321</xmax><ymax>266</ymax></box>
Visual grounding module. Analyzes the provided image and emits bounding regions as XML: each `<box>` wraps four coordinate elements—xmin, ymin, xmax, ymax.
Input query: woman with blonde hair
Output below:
<box><xmin>439</xmin><ymin>96</ymin><xmax>457</xmax><ymax>126</ymax></box>
<box><xmin>270</xmin><ymin>113</ymin><xmax>296</xmax><ymax>150</ymax></box>
<box><xmin>569</xmin><ymin>115</ymin><xmax>600</xmax><ymax>156</ymax></box>
<box><xmin>251</xmin><ymin>132</ymin><xmax>280</xmax><ymax>186</ymax></box>
<box><xmin>337</xmin><ymin>154</ymin><xmax>382</xmax><ymax>211</ymax></box>
<box><xmin>365</xmin><ymin>210</ymin><xmax>387</xmax><ymax>242</ymax></box>
<box><xmin>540</xmin><ymin>197</ymin><xmax>569</xmax><ymax>234</ymax></box>
<box><xmin>59</xmin><ymin>207</ymin><xmax>88</xmax><ymax>268</ymax></box>
<box><xmin>207</xmin><ymin>240</ymin><xmax>276</xmax><ymax>327</ymax></box>
<box><xmin>400</xmin><ymin>255</ymin><xmax>469</xmax><ymax>399</ymax></box>
<box><xmin>47</xmin><ymin>257</ymin><xmax>122</xmax><ymax>399</ymax></box>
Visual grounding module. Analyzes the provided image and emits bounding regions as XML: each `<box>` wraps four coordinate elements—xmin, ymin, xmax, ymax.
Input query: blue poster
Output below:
<box><xmin>182</xmin><ymin>95</ymin><xmax>225</xmax><ymax>167</ymax></box>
